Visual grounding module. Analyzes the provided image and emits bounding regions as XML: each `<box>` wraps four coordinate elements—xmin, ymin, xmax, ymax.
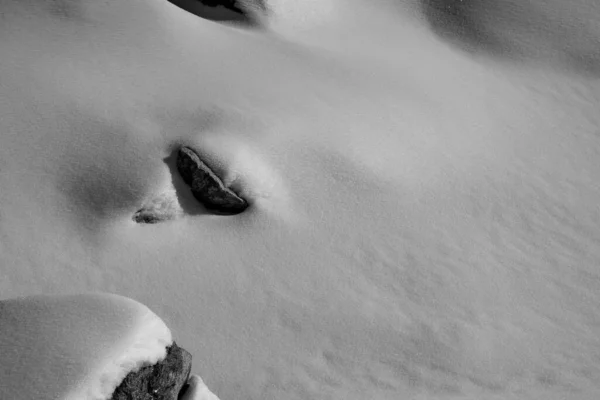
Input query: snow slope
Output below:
<box><xmin>0</xmin><ymin>293</ymin><xmax>172</xmax><ymax>400</ymax></box>
<box><xmin>1</xmin><ymin>0</ymin><xmax>600</xmax><ymax>399</ymax></box>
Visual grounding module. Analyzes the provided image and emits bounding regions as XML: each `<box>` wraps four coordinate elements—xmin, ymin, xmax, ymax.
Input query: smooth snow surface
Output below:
<box><xmin>1</xmin><ymin>0</ymin><xmax>600</xmax><ymax>399</ymax></box>
<box><xmin>181</xmin><ymin>375</ymin><xmax>222</xmax><ymax>400</ymax></box>
<box><xmin>0</xmin><ymin>293</ymin><xmax>172</xmax><ymax>400</ymax></box>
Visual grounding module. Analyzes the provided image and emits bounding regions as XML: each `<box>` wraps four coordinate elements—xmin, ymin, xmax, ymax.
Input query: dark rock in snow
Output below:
<box><xmin>132</xmin><ymin>209</ymin><xmax>165</xmax><ymax>224</ymax></box>
<box><xmin>167</xmin><ymin>0</ymin><xmax>267</xmax><ymax>26</ymax></box>
<box><xmin>110</xmin><ymin>342</ymin><xmax>192</xmax><ymax>400</ymax></box>
<box><xmin>197</xmin><ymin>0</ymin><xmax>266</xmax><ymax>15</ymax></box>
<box><xmin>177</xmin><ymin>146</ymin><xmax>249</xmax><ymax>215</ymax></box>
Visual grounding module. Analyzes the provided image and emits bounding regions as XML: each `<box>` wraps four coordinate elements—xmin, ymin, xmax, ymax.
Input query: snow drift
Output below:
<box><xmin>1</xmin><ymin>0</ymin><xmax>600</xmax><ymax>399</ymax></box>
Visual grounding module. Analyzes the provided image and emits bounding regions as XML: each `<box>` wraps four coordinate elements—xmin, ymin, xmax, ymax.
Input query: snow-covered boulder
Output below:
<box><xmin>0</xmin><ymin>293</ymin><xmax>219</xmax><ymax>400</ymax></box>
<box><xmin>110</xmin><ymin>342</ymin><xmax>191</xmax><ymax>400</ymax></box>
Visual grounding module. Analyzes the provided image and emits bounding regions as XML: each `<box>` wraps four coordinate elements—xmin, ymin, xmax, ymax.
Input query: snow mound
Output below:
<box><xmin>0</xmin><ymin>293</ymin><xmax>172</xmax><ymax>400</ymax></box>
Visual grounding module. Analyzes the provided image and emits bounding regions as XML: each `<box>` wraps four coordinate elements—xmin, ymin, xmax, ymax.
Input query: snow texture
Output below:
<box><xmin>0</xmin><ymin>293</ymin><xmax>172</xmax><ymax>400</ymax></box>
<box><xmin>180</xmin><ymin>375</ymin><xmax>222</xmax><ymax>400</ymax></box>
<box><xmin>1</xmin><ymin>0</ymin><xmax>600</xmax><ymax>399</ymax></box>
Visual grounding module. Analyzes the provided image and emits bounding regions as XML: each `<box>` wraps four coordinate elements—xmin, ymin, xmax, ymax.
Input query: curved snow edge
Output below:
<box><xmin>0</xmin><ymin>293</ymin><xmax>173</xmax><ymax>400</ymax></box>
<box><xmin>67</xmin><ymin>294</ymin><xmax>173</xmax><ymax>400</ymax></box>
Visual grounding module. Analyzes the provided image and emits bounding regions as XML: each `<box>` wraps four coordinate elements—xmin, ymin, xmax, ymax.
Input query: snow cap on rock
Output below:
<box><xmin>0</xmin><ymin>293</ymin><xmax>172</xmax><ymax>400</ymax></box>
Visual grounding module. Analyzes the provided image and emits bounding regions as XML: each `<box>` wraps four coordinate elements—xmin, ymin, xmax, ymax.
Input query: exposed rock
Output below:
<box><xmin>133</xmin><ymin>209</ymin><xmax>166</xmax><ymax>224</ymax></box>
<box><xmin>110</xmin><ymin>342</ymin><xmax>192</xmax><ymax>400</ymax></box>
<box><xmin>194</xmin><ymin>0</ymin><xmax>263</xmax><ymax>15</ymax></box>
<box><xmin>177</xmin><ymin>146</ymin><xmax>249</xmax><ymax>215</ymax></box>
<box><xmin>166</xmin><ymin>0</ymin><xmax>267</xmax><ymax>26</ymax></box>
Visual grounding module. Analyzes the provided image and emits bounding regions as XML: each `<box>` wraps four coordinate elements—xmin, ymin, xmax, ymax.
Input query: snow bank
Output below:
<box><xmin>2</xmin><ymin>0</ymin><xmax>600</xmax><ymax>399</ymax></box>
<box><xmin>0</xmin><ymin>293</ymin><xmax>172</xmax><ymax>400</ymax></box>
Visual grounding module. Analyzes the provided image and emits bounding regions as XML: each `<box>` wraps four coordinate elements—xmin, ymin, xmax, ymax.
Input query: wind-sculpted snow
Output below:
<box><xmin>1</xmin><ymin>0</ymin><xmax>600</xmax><ymax>399</ymax></box>
<box><xmin>423</xmin><ymin>0</ymin><xmax>600</xmax><ymax>76</ymax></box>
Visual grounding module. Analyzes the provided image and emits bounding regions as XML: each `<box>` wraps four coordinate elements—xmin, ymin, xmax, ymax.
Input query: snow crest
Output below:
<box><xmin>0</xmin><ymin>293</ymin><xmax>172</xmax><ymax>400</ymax></box>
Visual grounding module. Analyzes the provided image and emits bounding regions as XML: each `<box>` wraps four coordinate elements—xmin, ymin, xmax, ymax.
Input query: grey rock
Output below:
<box><xmin>110</xmin><ymin>342</ymin><xmax>192</xmax><ymax>400</ymax></box>
<box><xmin>177</xmin><ymin>146</ymin><xmax>249</xmax><ymax>215</ymax></box>
<box><xmin>132</xmin><ymin>209</ymin><xmax>166</xmax><ymax>224</ymax></box>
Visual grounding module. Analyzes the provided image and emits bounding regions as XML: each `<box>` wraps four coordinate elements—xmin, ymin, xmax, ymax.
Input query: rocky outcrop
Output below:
<box><xmin>177</xmin><ymin>146</ymin><xmax>249</xmax><ymax>215</ymax></box>
<box><xmin>111</xmin><ymin>342</ymin><xmax>192</xmax><ymax>400</ymax></box>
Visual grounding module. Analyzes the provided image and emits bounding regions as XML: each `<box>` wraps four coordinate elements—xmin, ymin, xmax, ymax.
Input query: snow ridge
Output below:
<box><xmin>0</xmin><ymin>293</ymin><xmax>172</xmax><ymax>400</ymax></box>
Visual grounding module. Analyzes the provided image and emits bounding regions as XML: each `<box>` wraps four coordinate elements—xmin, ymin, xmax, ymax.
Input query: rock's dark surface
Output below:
<box><xmin>177</xmin><ymin>146</ymin><xmax>249</xmax><ymax>215</ymax></box>
<box><xmin>110</xmin><ymin>342</ymin><xmax>192</xmax><ymax>400</ymax></box>
<box><xmin>194</xmin><ymin>0</ymin><xmax>251</xmax><ymax>14</ymax></box>
<box><xmin>166</xmin><ymin>0</ymin><xmax>267</xmax><ymax>26</ymax></box>
<box><xmin>132</xmin><ymin>209</ymin><xmax>164</xmax><ymax>224</ymax></box>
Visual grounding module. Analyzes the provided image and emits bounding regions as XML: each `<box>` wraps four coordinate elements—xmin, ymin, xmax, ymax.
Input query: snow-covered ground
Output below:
<box><xmin>1</xmin><ymin>0</ymin><xmax>600</xmax><ymax>399</ymax></box>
